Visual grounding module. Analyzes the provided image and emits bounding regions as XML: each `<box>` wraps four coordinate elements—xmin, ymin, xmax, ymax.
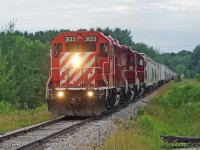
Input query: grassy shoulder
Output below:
<box><xmin>0</xmin><ymin>103</ymin><xmax>53</xmax><ymax>133</ymax></box>
<box><xmin>103</xmin><ymin>80</ymin><xmax>200</xmax><ymax>150</ymax></box>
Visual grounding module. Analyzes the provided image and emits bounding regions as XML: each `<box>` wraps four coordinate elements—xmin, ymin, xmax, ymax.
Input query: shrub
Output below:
<box><xmin>195</xmin><ymin>74</ymin><xmax>200</xmax><ymax>81</ymax></box>
<box><xmin>0</xmin><ymin>101</ymin><xmax>17</xmax><ymax>115</ymax></box>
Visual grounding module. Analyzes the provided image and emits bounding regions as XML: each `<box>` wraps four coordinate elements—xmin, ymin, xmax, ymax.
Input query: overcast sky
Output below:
<box><xmin>0</xmin><ymin>0</ymin><xmax>200</xmax><ymax>53</ymax></box>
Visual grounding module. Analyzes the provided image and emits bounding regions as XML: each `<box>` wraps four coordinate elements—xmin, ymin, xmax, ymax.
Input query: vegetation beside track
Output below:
<box><xmin>103</xmin><ymin>80</ymin><xmax>200</xmax><ymax>150</ymax></box>
<box><xmin>0</xmin><ymin>104</ymin><xmax>53</xmax><ymax>133</ymax></box>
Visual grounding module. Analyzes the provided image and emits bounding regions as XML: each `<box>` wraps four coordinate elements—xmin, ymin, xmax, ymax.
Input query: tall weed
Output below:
<box><xmin>103</xmin><ymin>80</ymin><xmax>200</xmax><ymax>149</ymax></box>
<box><xmin>0</xmin><ymin>103</ymin><xmax>53</xmax><ymax>133</ymax></box>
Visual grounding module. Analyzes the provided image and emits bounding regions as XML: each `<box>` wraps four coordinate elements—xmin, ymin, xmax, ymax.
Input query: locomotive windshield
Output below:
<box><xmin>66</xmin><ymin>42</ymin><xmax>96</xmax><ymax>52</ymax></box>
<box><xmin>128</xmin><ymin>55</ymin><xmax>134</xmax><ymax>64</ymax></box>
<box><xmin>100</xmin><ymin>43</ymin><xmax>108</xmax><ymax>57</ymax></box>
<box><xmin>54</xmin><ymin>43</ymin><xmax>62</xmax><ymax>57</ymax></box>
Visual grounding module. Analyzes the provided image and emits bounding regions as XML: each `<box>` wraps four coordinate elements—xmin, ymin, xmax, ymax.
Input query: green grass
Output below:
<box><xmin>0</xmin><ymin>103</ymin><xmax>53</xmax><ymax>133</ymax></box>
<box><xmin>103</xmin><ymin>80</ymin><xmax>200</xmax><ymax>150</ymax></box>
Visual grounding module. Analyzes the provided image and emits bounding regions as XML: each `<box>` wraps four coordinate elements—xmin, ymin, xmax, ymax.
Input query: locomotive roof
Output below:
<box><xmin>53</xmin><ymin>31</ymin><xmax>115</xmax><ymax>43</ymax></box>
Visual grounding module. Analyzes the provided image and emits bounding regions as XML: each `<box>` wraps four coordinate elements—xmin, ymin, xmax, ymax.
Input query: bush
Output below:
<box><xmin>103</xmin><ymin>80</ymin><xmax>200</xmax><ymax>149</ymax></box>
<box><xmin>195</xmin><ymin>74</ymin><xmax>200</xmax><ymax>81</ymax></box>
<box><xmin>175</xmin><ymin>74</ymin><xmax>182</xmax><ymax>82</ymax></box>
<box><xmin>0</xmin><ymin>101</ymin><xmax>17</xmax><ymax>115</ymax></box>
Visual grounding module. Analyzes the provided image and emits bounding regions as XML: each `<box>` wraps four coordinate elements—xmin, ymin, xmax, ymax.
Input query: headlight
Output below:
<box><xmin>71</xmin><ymin>55</ymin><xmax>81</xmax><ymax>68</ymax></box>
<box><xmin>87</xmin><ymin>91</ymin><xmax>93</xmax><ymax>97</ymax></box>
<box><xmin>57</xmin><ymin>91</ymin><xmax>64</xmax><ymax>98</ymax></box>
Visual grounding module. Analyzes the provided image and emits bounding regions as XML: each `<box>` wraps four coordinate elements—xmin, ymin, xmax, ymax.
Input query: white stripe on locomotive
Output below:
<box><xmin>60</xmin><ymin>53</ymin><xmax>95</xmax><ymax>86</ymax></box>
<box><xmin>69</xmin><ymin>56</ymin><xmax>95</xmax><ymax>85</ymax></box>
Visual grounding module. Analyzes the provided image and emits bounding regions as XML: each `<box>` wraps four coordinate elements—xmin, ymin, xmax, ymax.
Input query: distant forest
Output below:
<box><xmin>0</xmin><ymin>21</ymin><xmax>199</xmax><ymax>110</ymax></box>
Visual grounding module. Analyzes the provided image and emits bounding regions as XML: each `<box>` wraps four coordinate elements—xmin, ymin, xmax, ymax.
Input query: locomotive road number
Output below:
<box><xmin>84</xmin><ymin>36</ymin><xmax>97</xmax><ymax>42</ymax></box>
<box><xmin>65</xmin><ymin>36</ymin><xmax>76</xmax><ymax>42</ymax></box>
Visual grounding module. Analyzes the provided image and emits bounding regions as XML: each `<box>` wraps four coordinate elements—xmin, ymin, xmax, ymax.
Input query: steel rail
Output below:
<box><xmin>16</xmin><ymin>116</ymin><xmax>99</xmax><ymax>150</ymax></box>
<box><xmin>161</xmin><ymin>135</ymin><xmax>200</xmax><ymax>144</ymax></box>
<box><xmin>0</xmin><ymin>116</ymin><xmax>65</xmax><ymax>142</ymax></box>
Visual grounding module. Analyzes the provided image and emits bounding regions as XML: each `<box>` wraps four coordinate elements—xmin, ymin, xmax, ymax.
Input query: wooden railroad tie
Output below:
<box><xmin>160</xmin><ymin>135</ymin><xmax>200</xmax><ymax>144</ymax></box>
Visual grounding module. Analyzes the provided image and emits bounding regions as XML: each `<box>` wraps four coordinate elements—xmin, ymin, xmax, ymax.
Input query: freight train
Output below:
<box><xmin>46</xmin><ymin>31</ymin><xmax>176</xmax><ymax>116</ymax></box>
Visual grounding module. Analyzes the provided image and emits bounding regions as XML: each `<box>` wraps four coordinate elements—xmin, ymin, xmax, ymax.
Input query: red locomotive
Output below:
<box><xmin>46</xmin><ymin>31</ymin><xmax>176</xmax><ymax>116</ymax></box>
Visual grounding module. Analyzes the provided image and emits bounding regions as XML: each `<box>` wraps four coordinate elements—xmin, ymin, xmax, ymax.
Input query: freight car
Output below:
<box><xmin>46</xmin><ymin>31</ymin><xmax>176</xmax><ymax>116</ymax></box>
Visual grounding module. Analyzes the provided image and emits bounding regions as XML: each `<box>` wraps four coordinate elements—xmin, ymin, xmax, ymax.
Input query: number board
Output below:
<box><xmin>84</xmin><ymin>36</ymin><xmax>97</xmax><ymax>42</ymax></box>
<box><xmin>65</xmin><ymin>36</ymin><xmax>76</xmax><ymax>42</ymax></box>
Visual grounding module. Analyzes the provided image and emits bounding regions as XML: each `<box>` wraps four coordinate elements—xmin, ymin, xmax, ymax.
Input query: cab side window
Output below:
<box><xmin>137</xmin><ymin>58</ymin><xmax>143</xmax><ymax>66</ymax></box>
<box><xmin>128</xmin><ymin>55</ymin><xmax>134</xmax><ymax>64</ymax></box>
<box><xmin>54</xmin><ymin>43</ymin><xmax>62</xmax><ymax>57</ymax></box>
<box><xmin>139</xmin><ymin>59</ymin><xmax>143</xmax><ymax>66</ymax></box>
<box><xmin>100</xmin><ymin>43</ymin><xmax>108</xmax><ymax>57</ymax></box>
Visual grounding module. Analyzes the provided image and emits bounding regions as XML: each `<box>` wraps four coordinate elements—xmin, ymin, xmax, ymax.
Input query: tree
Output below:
<box><xmin>132</xmin><ymin>42</ymin><xmax>161</xmax><ymax>63</ymax></box>
<box><xmin>95</xmin><ymin>27</ymin><xmax>133</xmax><ymax>46</ymax></box>
<box><xmin>1</xmin><ymin>18</ymin><xmax>17</xmax><ymax>33</ymax></box>
<box><xmin>0</xmin><ymin>30</ymin><xmax>49</xmax><ymax>109</ymax></box>
<box><xmin>190</xmin><ymin>44</ymin><xmax>200</xmax><ymax>74</ymax></box>
<box><xmin>11</xmin><ymin>37</ymin><xmax>49</xmax><ymax>109</ymax></box>
<box><xmin>0</xmin><ymin>48</ymin><xmax>17</xmax><ymax>102</ymax></box>
<box><xmin>176</xmin><ymin>64</ymin><xmax>187</xmax><ymax>75</ymax></box>
<box><xmin>177</xmin><ymin>50</ymin><xmax>192</xmax><ymax>56</ymax></box>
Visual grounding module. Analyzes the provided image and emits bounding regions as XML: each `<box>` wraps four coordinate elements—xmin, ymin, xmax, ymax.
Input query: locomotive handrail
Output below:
<box><xmin>46</xmin><ymin>51</ymin><xmax>53</xmax><ymax>99</ymax></box>
<box><xmin>116</xmin><ymin>63</ymin><xmax>122</xmax><ymax>67</ymax></box>
<box><xmin>49</xmin><ymin>66</ymin><xmax>104</xmax><ymax>70</ymax></box>
<box><xmin>102</xmin><ymin>62</ymin><xmax>109</xmax><ymax>87</ymax></box>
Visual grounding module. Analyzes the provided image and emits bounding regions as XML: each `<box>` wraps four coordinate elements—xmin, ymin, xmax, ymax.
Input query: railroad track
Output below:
<box><xmin>0</xmin><ymin>116</ymin><xmax>84</xmax><ymax>150</ymax></box>
<box><xmin>0</xmin><ymin>93</ymin><xmax>147</xmax><ymax>150</ymax></box>
<box><xmin>0</xmin><ymin>108</ymin><xmax>119</xmax><ymax>149</ymax></box>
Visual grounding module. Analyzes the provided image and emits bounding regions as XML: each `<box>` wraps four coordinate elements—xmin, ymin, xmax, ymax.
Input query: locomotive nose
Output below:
<box><xmin>69</xmin><ymin>96</ymin><xmax>83</xmax><ymax>107</ymax></box>
<box><xmin>71</xmin><ymin>54</ymin><xmax>81</xmax><ymax>68</ymax></box>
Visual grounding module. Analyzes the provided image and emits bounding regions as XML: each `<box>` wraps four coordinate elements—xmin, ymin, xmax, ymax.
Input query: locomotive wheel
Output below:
<box><xmin>126</xmin><ymin>89</ymin><xmax>134</xmax><ymax>100</ymax></box>
<box><xmin>107</xmin><ymin>94</ymin><xmax>116</xmax><ymax>109</ymax></box>
<box><xmin>119</xmin><ymin>90</ymin><xmax>126</xmax><ymax>104</ymax></box>
<box><xmin>126</xmin><ymin>90</ymin><xmax>132</xmax><ymax>102</ymax></box>
<box><xmin>137</xmin><ymin>87</ymin><xmax>144</xmax><ymax>96</ymax></box>
<box><xmin>120</xmin><ymin>95</ymin><xmax>125</xmax><ymax>104</ymax></box>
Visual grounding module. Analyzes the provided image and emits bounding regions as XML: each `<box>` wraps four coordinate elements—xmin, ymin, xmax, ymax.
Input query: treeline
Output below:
<box><xmin>0</xmin><ymin>23</ymin><xmax>199</xmax><ymax>110</ymax></box>
<box><xmin>0</xmin><ymin>32</ymin><xmax>49</xmax><ymax>109</ymax></box>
